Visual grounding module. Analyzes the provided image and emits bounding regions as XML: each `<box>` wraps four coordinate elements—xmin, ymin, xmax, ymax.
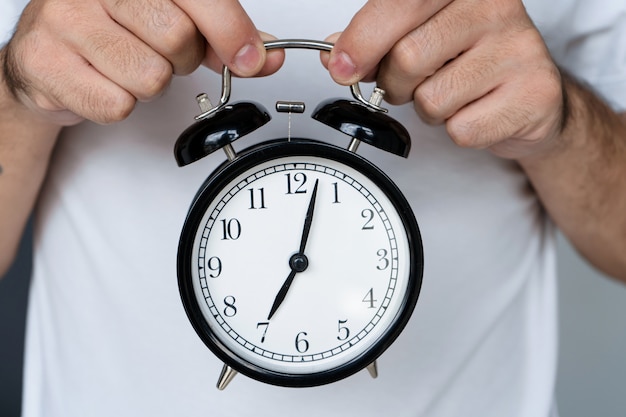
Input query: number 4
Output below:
<box><xmin>362</xmin><ymin>288</ymin><xmax>377</xmax><ymax>309</ymax></box>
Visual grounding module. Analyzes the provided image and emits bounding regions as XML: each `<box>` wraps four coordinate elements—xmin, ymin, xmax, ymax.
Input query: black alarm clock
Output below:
<box><xmin>175</xmin><ymin>39</ymin><xmax>423</xmax><ymax>390</ymax></box>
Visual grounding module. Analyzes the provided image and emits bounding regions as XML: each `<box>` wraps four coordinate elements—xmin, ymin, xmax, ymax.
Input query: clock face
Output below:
<box><xmin>178</xmin><ymin>140</ymin><xmax>422</xmax><ymax>386</ymax></box>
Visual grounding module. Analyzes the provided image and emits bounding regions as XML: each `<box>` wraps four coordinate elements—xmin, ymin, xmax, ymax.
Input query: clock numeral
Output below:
<box><xmin>337</xmin><ymin>319</ymin><xmax>350</xmax><ymax>341</ymax></box>
<box><xmin>332</xmin><ymin>182</ymin><xmax>340</xmax><ymax>204</ymax></box>
<box><xmin>220</xmin><ymin>218</ymin><xmax>241</xmax><ymax>240</ymax></box>
<box><xmin>361</xmin><ymin>209</ymin><xmax>375</xmax><ymax>230</ymax></box>
<box><xmin>223</xmin><ymin>296</ymin><xmax>238</xmax><ymax>317</ymax></box>
<box><xmin>285</xmin><ymin>172</ymin><xmax>308</xmax><ymax>194</ymax></box>
<box><xmin>207</xmin><ymin>256</ymin><xmax>222</xmax><ymax>278</ymax></box>
<box><xmin>256</xmin><ymin>322</ymin><xmax>270</xmax><ymax>343</ymax></box>
<box><xmin>248</xmin><ymin>187</ymin><xmax>267</xmax><ymax>209</ymax></box>
<box><xmin>362</xmin><ymin>288</ymin><xmax>378</xmax><ymax>309</ymax></box>
<box><xmin>376</xmin><ymin>249</ymin><xmax>390</xmax><ymax>271</ymax></box>
<box><xmin>295</xmin><ymin>331</ymin><xmax>310</xmax><ymax>353</ymax></box>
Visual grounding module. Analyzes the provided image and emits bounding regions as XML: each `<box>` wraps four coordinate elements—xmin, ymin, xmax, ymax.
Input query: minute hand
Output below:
<box><xmin>267</xmin><ymin>179</ymin><xmax>319</xmax><ymax>320</ymax></box>
<box><xmin>298</xmin><ymin>178</ymin><xmax>319</xmax><ymax>253</ymax></box>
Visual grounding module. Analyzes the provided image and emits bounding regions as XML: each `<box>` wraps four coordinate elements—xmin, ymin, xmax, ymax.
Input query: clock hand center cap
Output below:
<box><xmin>289</xmin><ymin>253</ymin><xmax>309</xmax><ymax>273</ymax></box>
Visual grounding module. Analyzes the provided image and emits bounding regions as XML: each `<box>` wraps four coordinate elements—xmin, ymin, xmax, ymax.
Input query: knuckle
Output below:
<box><xmin>159</xmin><ymin>13</ymin><xmax>198</xmax><ymax>58</ymax></box>
<box><xmin>40</xmin><ymin>0</ymin><xmax>81</xmax><ymax>32</ymax></box>
<box><xmin>413</xmin><ymin>83</ymin><xmax>446</xmax><ymax>124</ymax></box>
<box><xmin>63</xmin><ymin>81</ymin><xmax>137</xmax><ymax>124</ymax></box>
<box><xmin>388</xmin><ymin>36</ymin><xmax>426</xmax><ymax>79</ymax></box>
<box><xmin>490</xmin><ymin>0</ymin><xmax>532</xmax><ymax>30</ymax></box>
<box><xmin>447</xmin><ymin>121</ymin><xmax>478</xmax><ymax>148</ymax></box>
<box><xmin>96</xmin><ymin>92</ymin><xmax>136</xmax><ymax>124</ymax></box>
<box><xmin>71</xmin><ymin>84</ymin><xmax>136</xmax><ymax>124</ymax></box>
<box><xmin>85</xmin><ymin>31</ymin><xmax>173</xmax><ymax>100</ymax></box>
<box><xmin>539</xmin><ymin>67</ymin><xmax>564</xmax><ymax>107</ymax></box>
<box><xmin>146</xmin><ymin>9</ymin><xmax>204</xmax><ymax>75</ymax></box>
<box><xmin>136</xmin><ymin>58</ymin><xmax>172</xmax><ymax>100</ymax></box>
<box><xmin>447</xmin><ymin>109</ymin><xmax>524</xmax><ymax>150</ymax></box>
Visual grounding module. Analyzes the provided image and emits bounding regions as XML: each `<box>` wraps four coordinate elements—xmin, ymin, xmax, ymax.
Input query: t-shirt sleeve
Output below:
<box><xmin>546</xmin><ymin>2</ymin><xmax>626</xmax><ymax>112</ymax></box>
<box><xmin>0</xmin><ymin>0</ymin><xmax>29</xmax><ymax>46</ymax></box>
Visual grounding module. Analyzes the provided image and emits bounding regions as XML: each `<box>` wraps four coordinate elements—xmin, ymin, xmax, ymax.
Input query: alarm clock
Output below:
<box><xmin>174</xmin><ymin>39</ymin><xmax>424</xmax><ymax>390</ymax></box>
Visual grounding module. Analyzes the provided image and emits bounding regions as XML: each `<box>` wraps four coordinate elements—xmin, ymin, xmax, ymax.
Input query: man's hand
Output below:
<box><xmin>2</xmin><ymin>0</ymin><xmax>284</xmax><ymax>125</ymax></box>
<box><xmin>326</xmin><ymin>0</ymin><xmax>626</xmax><ymax>280</ymax></box>
<box><xmin>326</xmin><ymin>0</ymin><xmax>565</xmax><ymax>161</ymax></box>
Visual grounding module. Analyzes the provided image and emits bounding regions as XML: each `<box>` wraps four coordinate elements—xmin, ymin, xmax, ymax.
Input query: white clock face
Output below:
<box><xmin>187</xmin><ymin>153</ymin><xmax>413</xmax><ymax>377</ymax></box>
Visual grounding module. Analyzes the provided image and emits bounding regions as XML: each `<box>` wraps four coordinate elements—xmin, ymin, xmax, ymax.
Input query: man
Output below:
<box><xmin>1</xmin><ymin>0</ymin><xmax>625</xmax><ymax>416</ymax></box>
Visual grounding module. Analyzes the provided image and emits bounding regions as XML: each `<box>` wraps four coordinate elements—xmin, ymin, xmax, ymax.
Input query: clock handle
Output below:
<box><xmin>194</xmin><ymin>39</ymin><xmax>388</xmax><ymax>122</ymax></box>
<box><xmin>174</xmin><ymin>39</ymin><xmax>412</xmax><ymax>166</ymax></box>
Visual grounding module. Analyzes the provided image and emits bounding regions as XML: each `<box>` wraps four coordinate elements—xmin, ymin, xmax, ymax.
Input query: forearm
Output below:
<box><xmin>518</xmin><ymin>73</ymin><xmax>626</xmax><ymax>281</ymax></box>
<box><xmin>0</xmin><ymin>55</ymin><xmax>61</xmax><ymax>277</ymax></box>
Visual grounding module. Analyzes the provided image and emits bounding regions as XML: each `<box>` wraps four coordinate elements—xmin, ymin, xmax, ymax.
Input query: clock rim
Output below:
<box><xmin>177</xmin><ymin>138</ymin><xmax>424</xmax><ymax>387</ymax></box>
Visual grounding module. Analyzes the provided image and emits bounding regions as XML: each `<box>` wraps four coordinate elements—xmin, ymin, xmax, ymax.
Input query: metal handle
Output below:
<box><xmin>195</xmin><ymin>39</ymin><xmax>387</xmax><ymax>120</ymax></box>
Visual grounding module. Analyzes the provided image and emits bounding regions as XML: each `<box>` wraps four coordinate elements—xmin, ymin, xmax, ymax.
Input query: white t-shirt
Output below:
<box><xmin>2</xmin><ymin>1</ymin><xmax>624</xmax><ymax>416</ymax></box>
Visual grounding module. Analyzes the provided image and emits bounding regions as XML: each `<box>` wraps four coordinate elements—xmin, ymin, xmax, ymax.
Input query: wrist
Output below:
<box><xmin>1</xmin><ymin>41</ymin><xmax>84</xmax><ymax>130</ymax></box>
<box><xmin>516</xmin><ymin>72</ymin><xmax>595</xmax><ymax>167</ymax></box>
<box><xmin>0</xmin><ymin>50</ymin><xmax>62</xmax><ymax>169</ymax></box>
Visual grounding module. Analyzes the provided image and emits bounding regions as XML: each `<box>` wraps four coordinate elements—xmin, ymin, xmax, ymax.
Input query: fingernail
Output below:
<box><xmin>328</xmin><ymin>51</ymin><xmax>358</xmax><ymax>84</ymax></box>
<box><xmin>233</xmin><ymin>44</ymin><xmax>262</xmax><ymax>76</ymax></box>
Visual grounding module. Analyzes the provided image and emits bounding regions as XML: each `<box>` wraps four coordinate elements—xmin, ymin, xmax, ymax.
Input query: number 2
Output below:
<box><xmin>361</xmin><ymin>209</ymin><xmax>375</xmax><ymax>230</ymax></box>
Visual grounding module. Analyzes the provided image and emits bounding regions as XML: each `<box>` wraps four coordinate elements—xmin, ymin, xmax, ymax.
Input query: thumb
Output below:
<box><xmin>328</xmin><ymin>0</ymin><xmax>452</xmax><ymax>85</ymax></box>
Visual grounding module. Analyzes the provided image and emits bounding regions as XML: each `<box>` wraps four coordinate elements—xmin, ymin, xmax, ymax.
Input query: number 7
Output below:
<box><xmin>257</xmin><ymin>322</ymin><xmax>270</xmax><ymax>343</ymax></box>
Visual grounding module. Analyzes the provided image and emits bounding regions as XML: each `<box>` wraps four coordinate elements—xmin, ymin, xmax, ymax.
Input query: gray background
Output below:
<box><xmin>1</xmin><ymin>226</ymin><xmax>625</xmax><ymax>416</ymax></box>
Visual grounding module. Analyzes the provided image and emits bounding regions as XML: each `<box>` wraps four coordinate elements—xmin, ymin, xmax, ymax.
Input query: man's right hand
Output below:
<box><xmin>1</xmin><ymin>0</ymin><xmax>283</xmax><ymax>125</ymax></box>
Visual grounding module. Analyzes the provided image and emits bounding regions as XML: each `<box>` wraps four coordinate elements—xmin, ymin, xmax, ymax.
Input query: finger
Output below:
<box><xmin>319</xmin><ymin>32</ymin><xmax>340</xmax><ymax>68</ymax></box>
<box><xmin>6</xmin><ymin>1</ymin><xmax>139</xmax><ymax>124</ymax></box>
<box><xmin>378</xmin><ymin>0</ymin><xmax>536</xmax><ymax>105</ymax></box>
<box><xmin>100</xmin><ymin>0</ymin><xmax>205</xmax><ymax>75</ymax></box>
<box><xmin>174</xmin><ymin>0</ymin><xmax>266</xmax><ymax>77</ymax></box>
<box><xmin>257</xmin><ymin>32</ymin><xmax>286</xmax><ymax>77</ymax></box>
<box><xmin>22</xmin><ymin>42</ymin><xmax>136</xmax><ymax>124</ymax></box>
<box><xmin>411</xmin><ymin>46</ymin><xmax>504</xmax><ymax>125</ymax></box>
<box><xmin>446</xmin><ymin>72</ymin><xmax>563</xmax><ymax>153</ymax></box>
<box><xmin>204</xmin><ymin>31</ymin><xmax>285</xmax><ymax>78</ymax></box>
<box><xmin>65</xmin><ymin>5</ymin><xmax>174</xmax><ymax>103</ymax></box>
<box><xmin>328</xmin><ymin>0</ymin><xmax>453</xmax><ymax>85</ymax></box>
<box><xmin>3</xmin><ymin>40</ymin><xmax>83</xmax><ymax>125</ymax></box>
<box><xmin>378</xmin><ymin>0</ymin><xmax>488</xmax><ymax>105</ymax></box>
<box><xmin>322</xmin><ymin>32</ymin><xmax>379</xmax><ymax>82</ymax></box>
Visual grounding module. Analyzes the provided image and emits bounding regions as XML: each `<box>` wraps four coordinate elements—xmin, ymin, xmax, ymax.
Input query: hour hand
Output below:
<box><xmin>267</xmin><ymin>268</ymin><xmax>297</xmax><ymax>320</ymax></box>
<box><xmin>267</xmin><ymin>179</ymin><xmax>319</xmax><ymax>320</ymax></box>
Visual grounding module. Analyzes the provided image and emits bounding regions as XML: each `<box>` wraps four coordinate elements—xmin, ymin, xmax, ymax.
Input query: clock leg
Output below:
<box><xmin>366</xmin><ymin>361</ymin><xmax>379</xmax><ymax>379</ymax></box>
<box><xmin>217</xmin><ymin>364</ymin><xmax>238</xmax><ymax>390</ymax></box>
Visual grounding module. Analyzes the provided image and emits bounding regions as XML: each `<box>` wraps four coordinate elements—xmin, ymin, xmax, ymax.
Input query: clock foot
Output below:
<box><xmin>216</xmin><ymin>364</ymin><xmax>238</xmax><ymax>390</ymax></box>
<box><xmin>366</xmin><ymin>361</ymin><xmax>378</xmax><ymax>379</ymax></box>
